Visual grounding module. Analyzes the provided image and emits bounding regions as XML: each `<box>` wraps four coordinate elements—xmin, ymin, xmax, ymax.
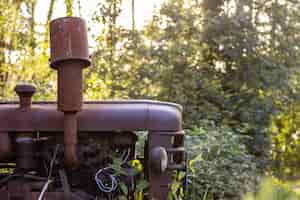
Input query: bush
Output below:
<box><xmin>244</xmin><ymin>178</ymin><xmax>300</xmax><ymax>200</ymax></box>
<box><xmin>186</xmin><ymin>120</ymin><xmax>258</xmax><ymax>200</ymax></box>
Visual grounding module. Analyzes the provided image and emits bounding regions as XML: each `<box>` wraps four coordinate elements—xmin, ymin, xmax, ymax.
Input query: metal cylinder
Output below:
<box><xmin>64</xmin><ymin>112</ymin><xmax>79</xmax><ymax>169</ymax></box>
<box><xmin>50</xmin><ymin>17</ymin><xmax>90</xmax><ymax>112</ymax></box>
<box><xmin>16</xmin><ymin>133</ymin><xmax>36</xmax><ymax>170</ymax></box>
<box><xmin>50</xmin><ymin>17</ymin><xmax>90</xmax><ymax>68</ymax></box>
<box><xmin>56</xmin><ymin>61</ymin><xmax>83</xmax><ymax>112</ymax></box>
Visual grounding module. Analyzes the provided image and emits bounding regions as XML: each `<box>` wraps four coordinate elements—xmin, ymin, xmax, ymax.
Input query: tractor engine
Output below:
<box><xmin>0</xmin><ymin>17</ymin><xmax>185</xmax><ymax>200</ymax></box>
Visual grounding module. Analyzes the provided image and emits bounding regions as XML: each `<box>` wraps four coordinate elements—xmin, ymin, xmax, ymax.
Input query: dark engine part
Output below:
<box><xmin>39</xmin><ymin>132</ymin><xmax>136</xmax><ymax>198</ymax></box>
<box><xmin>0</xmin><ymin>131</ymin><xmax>137</xmax><ymax>199</ymax></box>
<box><xmin>0</xmin><ymin>16</ymin><xmax>186</xmax><ymax>200</ymax></box>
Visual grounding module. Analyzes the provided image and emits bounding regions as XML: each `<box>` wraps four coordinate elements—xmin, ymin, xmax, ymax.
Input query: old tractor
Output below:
<box><xmin>0</xmin><ymin>17</ymin><xmax>185</xmax><ymax>200</ymax></box>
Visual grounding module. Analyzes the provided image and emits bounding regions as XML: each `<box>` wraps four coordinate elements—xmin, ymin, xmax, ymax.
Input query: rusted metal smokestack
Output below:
<box><xmin>50</xmin><ymin>17</ymin><xmax>90</xmax><ymax>169</ymax></box>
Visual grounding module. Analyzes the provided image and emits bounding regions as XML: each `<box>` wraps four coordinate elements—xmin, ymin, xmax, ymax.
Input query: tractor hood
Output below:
<box><xmin>0</xmin><ymin>100</ymin><xmax>182</xmax><ymax>132</ymax></box>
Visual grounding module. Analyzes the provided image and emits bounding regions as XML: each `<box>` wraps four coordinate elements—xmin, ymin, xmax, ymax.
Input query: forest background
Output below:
<box><xmin>1</xmin><ymin>0</ymin><xmax>300</xmax><ymax>199</ymax></box>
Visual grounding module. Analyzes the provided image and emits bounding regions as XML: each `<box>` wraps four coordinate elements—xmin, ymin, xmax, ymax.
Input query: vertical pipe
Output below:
<box><xmin>50</xmin><ymin>17</ymin><xmax>90</xmax><ymax>169</ymax></box>
<box><xmin>63</xmin><ymin>112</ymin><xmax>79</xmax><ymax>169</ymax></box>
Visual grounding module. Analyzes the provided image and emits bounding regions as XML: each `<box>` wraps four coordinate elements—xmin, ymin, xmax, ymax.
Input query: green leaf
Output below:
<box><xmin>120</xmin><ymin>183</ymin><xmax>128</xmax><ymax>196</ymax></box>
<box><xmin>177</xmin><ymin>171</ymin><xmax>186</xmax><ymax>181</ymax></box>
<box><xmin>136</xmin><ymin>179</ymin><xmax>149</xmax><ymax>191</ymax></box>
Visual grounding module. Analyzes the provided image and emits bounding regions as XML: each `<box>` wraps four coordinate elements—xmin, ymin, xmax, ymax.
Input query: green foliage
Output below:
<box><xmin>244</xmin><ymin>178</ymin><xmax>300</xmax><ymax>200</ymax></box>
<box><xmin>186</xmin><ymin>120</ymin><xmax>258</xmax><ymax>200</ymax></box>
<box><xmin>110</xmin><ymin>157</ymin><xmax>148</xmax><ymax>200</ymax></box>
<box><xmin>168</xmin><ymin>171</ymin><xmax>185</xmax><ymax>200</ymax></box>
<box><xmin>270</xmin><ymin>103</ymin><xmax>300</xmax><ymax>180</ymax></box>
<box><xmin>139</xmin><ymin>0</ymin><xmax>300</xmax><ymax>178</ymax></box>
<box><xmin>87</xmin><ymin>0</ymin><xmax>146</xmax><ymax>99</ymax></box>
<box><xmin>65</xmin><ymin>0</ymin><xmax>73</xmax><ymax>16</ymax></box>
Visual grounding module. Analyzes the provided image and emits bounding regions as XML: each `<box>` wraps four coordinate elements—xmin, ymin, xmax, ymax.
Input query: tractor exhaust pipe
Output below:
<box><xmin>49</xmin><ymin>17</ymin><xmax>90</xmax><ymax>169</ymax></box>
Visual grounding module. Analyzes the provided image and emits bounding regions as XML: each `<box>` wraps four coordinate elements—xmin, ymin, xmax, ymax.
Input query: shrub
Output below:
<box><xmin>244</xmin><ymin>178</ymin><xmax>300</xmax><ymax>200</ymax></box>
<box><xmin>186</xmin><ymin>120</ymin><xmax>258</xmax><ymax>200</ymax></box>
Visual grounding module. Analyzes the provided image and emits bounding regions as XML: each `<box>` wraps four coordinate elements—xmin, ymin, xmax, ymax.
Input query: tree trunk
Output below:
<box><xmin>131</xmin><ymin>0</ymin><xmax>135</xmax><ymax>32</ymax></box>
<box><xmin>43</xmin><ymin>0</ymin><xmax>56</xmax><ymax>53</ymax></box>
<box><xmin>28</xmin><ymin>1</ymin><xmax>37</xmax><ymax>56</ymax></box>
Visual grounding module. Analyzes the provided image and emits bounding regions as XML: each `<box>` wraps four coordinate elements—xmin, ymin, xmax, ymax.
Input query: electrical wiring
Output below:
<box><xmin>95</xmin><ymin>167</ymin><xmax>118</xmax><ymax>193</ymax></box>
<box><xmin>121</xmin><ymin>149</ymin><xmax>130</xmax><ymax>165</ymax></box>
<box><xmin>94</xmin><ymin>149</ymin><xmax>130</xmax><ymax>193</ymax></box>
<box><xmin>38</xmin><ymin>179</ymin><xmax>53</xmax><ymax>200</ymax></box>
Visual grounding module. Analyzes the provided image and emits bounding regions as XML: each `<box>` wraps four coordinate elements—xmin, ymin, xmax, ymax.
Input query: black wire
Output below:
<box><xmin>0</xmin><ymin>173</ymin><xmax>48</xmax><ymax>188</ymax></box>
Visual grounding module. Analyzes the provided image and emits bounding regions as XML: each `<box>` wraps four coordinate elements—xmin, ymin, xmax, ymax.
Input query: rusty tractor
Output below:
<box><xmin>0</xmin><ymin>17</ymin><xmax>185</xmax><ymax>200</ymax></box>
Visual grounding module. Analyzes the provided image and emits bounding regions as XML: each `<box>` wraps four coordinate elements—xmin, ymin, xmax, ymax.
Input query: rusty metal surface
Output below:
<box><xmin>50</xmin><ymin>17</ymin><xmax>90</xmax><ymax>68</ymax></box>
<box><xmin>0</xmin><ymin>101</ymin><xmax>182</xmax><ymax>132</ymax></box>
<box><xmin>0</xmin><ymin>191</ymin><xmax>69</xmax><ymax>200</ymax></box>
<box><xmin>31</xmin><ymin>192</ymin><xmax>67</xmax><ymax>200</ymax></box>
<box><xmin>0</xmin><ymin>191</ymin><xmax>9</xmax><ymax>200</ymax></box>
<box><xmin>147</xmin><ymin>131</ymin><xmax>174</xmax><ymax>200</ymax></box>
<box><xmin>0</xmin><ymin>132</ymin><xmax>11</xmax><ymax>160</ymax></box>
<box><xmin>149</xmin><ymin>146</ymin><xmax>168</xmax><ymax>174</ymax></box>
<box><xmin>50</xmin><ymin>17</ymin><xmax>91</xmax><ymax>168</ymax></box>
<box><xmin>15</xmin><ymin>138</ymin><xmax>36</xmax><ymax>170</ymax></box>
<box><xmin>0</xmin><ymin>100</ymin><xmax>182</xmax><ymax>109</ymax></box>
<box><xmin>15</xmin><ymin>84</ymin><xmax>36</xmax><ymax>110</ymax></box>
<box><xmin>64</xmin><ymin>112</ymin><xmax>79</xmax><ymax>168</ymax></box>
<box><xmin>57</xmin><ymin>62</ymin><xmax>84</xmax><ymax>112</ymax></box>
